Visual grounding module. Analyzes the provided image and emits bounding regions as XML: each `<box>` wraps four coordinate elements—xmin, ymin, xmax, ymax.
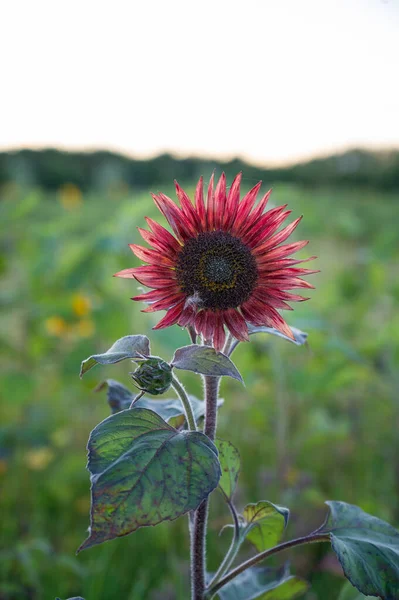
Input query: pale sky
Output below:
<box><xmin>1</xmin><ymin>0</ymin><xmax>398</xmax><ymax>165</ymax></box>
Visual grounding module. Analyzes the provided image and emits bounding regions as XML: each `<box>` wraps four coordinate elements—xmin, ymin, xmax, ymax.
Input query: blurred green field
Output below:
<box><xmin>1</xmin><ymin>177</ymin><xmax>398</xmax><ymax>600</ymax></box>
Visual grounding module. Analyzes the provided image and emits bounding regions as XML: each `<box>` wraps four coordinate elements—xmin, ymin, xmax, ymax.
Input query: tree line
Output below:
<box><xmin>1</xmin><ymin>147</ymin><xmax>398</xmax><ymax>192</ymax></box>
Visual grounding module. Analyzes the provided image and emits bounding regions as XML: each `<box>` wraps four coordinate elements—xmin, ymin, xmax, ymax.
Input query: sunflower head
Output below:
<box><xmin>115</xmin><ymin>173</ymin><xmax>317</xmax><ymax>351</ymax></box>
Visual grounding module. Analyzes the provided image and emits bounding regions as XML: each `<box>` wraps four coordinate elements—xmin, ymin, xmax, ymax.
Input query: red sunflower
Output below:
<box><xmin>115</xmin><ymin>173</ymin><xmax>317</xmax><ymax>351</ymax></box>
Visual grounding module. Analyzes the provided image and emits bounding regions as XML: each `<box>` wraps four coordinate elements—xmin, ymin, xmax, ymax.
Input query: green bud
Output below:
<box><xmin>130</xmin><ymin>357</ymin><xmax>173</xmax><ymax>395</ymax></box>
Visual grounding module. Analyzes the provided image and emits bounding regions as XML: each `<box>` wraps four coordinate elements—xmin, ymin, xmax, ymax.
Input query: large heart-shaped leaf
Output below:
<box><xmin>97</xmin><ymin>379</ymin><xmax>224</xmax><ymax>425</ymax></box>
<box><xmin>216</xmin><ymin>439</ymin><xmax>240</xmax><ymax>501</ymax></box>
<box><xmin>80</xmin><ymin>335</ymin><xmax>150</xmax><ymax>377</ymax></box>
<box><xmin>78</xmin><ymin>408</ymin><xmax>221</xmax><ymax>552</ymax></box>
<box><xmin>172</xmin><ymin>345</ymin><xmax>243</xmax><ymax>382</ymax></box>
<box><xmin>317</xmin><ymin>501</ymin><xmax>399</xmax><ymax>599</ymax></box>
<box><xmin>216</xmin><ymin>565</ymin><xmax>308</xmax><ymax>600</ymax></box>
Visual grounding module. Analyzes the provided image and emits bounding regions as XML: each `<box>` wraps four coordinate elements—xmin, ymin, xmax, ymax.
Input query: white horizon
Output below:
<box><xmin>1</xmin><ymin>0</ymin><xmax>398</xmax><ymax>166</ymax></box>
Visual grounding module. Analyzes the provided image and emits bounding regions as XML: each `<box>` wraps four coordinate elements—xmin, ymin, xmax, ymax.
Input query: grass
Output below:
<box><xmin>0</xmin><ymin>177</ymin><xmax>398</xmax><ymax>599</ymax></box>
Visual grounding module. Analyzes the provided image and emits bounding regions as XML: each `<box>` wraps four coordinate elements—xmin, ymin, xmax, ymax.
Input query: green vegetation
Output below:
<box><xmin>0</xmin><ymin>172</ymin><xmax>398</xmax><ymax>599</ymax></box>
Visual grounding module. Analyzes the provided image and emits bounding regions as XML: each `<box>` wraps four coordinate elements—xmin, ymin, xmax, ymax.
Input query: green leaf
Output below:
<box><xmin>78</xmin><ymin>408</ymin><xmax>221</xmax><ymax>551</ymax></box>
<box><xmin>96</xmin><ymin>379</ymin><xmax>224</xmax><ymax>423</ymax></box>
<box><xmin>317</xmin><ymin>501</ymin><xmax>399</xmax><ymax>599</ymax></box>
<box><xmin>79</xmin><ymin>335</ymin><xmax>150</xmax><ymax>377</ymax></box>
<box><xmin>217</xmin><ymin>565</ymin><xmax>308</xmax><ymax>600</ymax></box>
<box><xmin>248</xmin><ymin>325</ymin><xmax>308</xmax><ymax>346</ymax></box>
<box><xmin>172</xmin><ymin>344</ymin><xmax>243</xmax><ymax>382</ymax></box>
<box><xmin>216</xmin><ymin>439</ymin><xmax>240</xmax><ymax>501</ymax></box>
<box><xmin>337</xmin><ymin>581</ymin><xmax>377</xmax><ymax>600</ymax></box>
<box><xmin>242</xmin><ymin>501</ymin><xmax>290</xmax><ymax>552</ymax></box>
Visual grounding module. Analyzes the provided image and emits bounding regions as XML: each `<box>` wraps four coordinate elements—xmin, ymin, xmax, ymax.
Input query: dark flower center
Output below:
<box><xmin>176</xmin><ymin>231</ymin><xmax>258</xmax><ymax>310</ymax></box>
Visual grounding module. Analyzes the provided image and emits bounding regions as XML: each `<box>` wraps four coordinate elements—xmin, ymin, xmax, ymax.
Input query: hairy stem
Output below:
<box><xmin>204</xmin><ymin>376</ymin><xmax>220</xmax><ymax>441</ymax></box>
<box><xmin>205</xmin><ymin>533</ymin><xmax>331</xmax><ymax>598</ymax></box>
<box><xmin>171</xmin><ymin>374</ymin><xmax>197</xmax><ymax>431</ymax></box>
<box><xmin>191</xmin><ymin>375</ymin><xmax>221</xmax><ymax>599</ymax></box>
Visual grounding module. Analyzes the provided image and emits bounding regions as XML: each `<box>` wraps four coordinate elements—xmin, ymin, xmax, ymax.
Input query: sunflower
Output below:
<box><xmin>115</xmin><ymin>173</ymin><xmax>316</xmax><ymax>351</ymax></box>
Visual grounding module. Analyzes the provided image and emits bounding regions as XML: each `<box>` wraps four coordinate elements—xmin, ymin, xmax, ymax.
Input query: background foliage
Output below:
<box><xmin>1</xmin><ymin>155</ymin><xmax>398</xmax><ymax>599</ymax></box>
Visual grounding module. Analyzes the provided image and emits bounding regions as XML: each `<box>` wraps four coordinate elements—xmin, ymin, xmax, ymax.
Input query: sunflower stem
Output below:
<box><xmin>191</xmin><ymin>374</ymin><xmax>221</xmax><ymax>599</ymax></box>
<box><xmin>171</xmin><ymin>374</ymin><xmax>197</xmax><ymax>431</ymax></box>
<box><xmin>204</xmin><ymin>533</ymin><xmax>330</xmax><ymax>599</ymax></box>
<box><xmin>129</xmin><ymin>390</ymin><xmax>145</xmax><ymax>408</ymax></box>
<box><xmin>207</xmin><ymin>499</ymin><xmax>241</xmax><ymax>589</ymax></box>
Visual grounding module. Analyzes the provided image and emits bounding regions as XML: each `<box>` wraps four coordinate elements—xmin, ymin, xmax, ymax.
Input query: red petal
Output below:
<box><xmin>257</xmin><ymin>256</ymin><xmax>317</xmax><ymax>272</ymax></box>
<box><xmin>223</xmin><ymin>309</ymin><xmax>249</xmax><ymax>342</ymax></box>
<box><xmin>114</xmin><ymin>268</ymin><xmax>137</xmax><ymax>278</ymax></box>
<box><xmin>153</xmin><ymin>193</ymin><xmax>196</xmax><ymax>241</ymax></box>
<box><xmin>175</xmin><ymin>181</ymin><xmax>201</xmax><ymax>231</ymax></box>
<box><xmin>138</xmin><ymin>227</ymin><xmax>178</xmax><ymax>258</ymax></box>
<box><xmin>127</xmin><ymin>265</ymin><xmax>176</xmax><ymax>278</ymax></box>
<box><xmin>145</xmin><ymin>217</ymin><xmax>181</xmax><ymax>253</ymax></box>
<box><xmin>258</xmin><ymin>266</ymin><xmax>318</xmax><ymax>277</ymax></box>
<box><xmin>261</xmin><ymin>277</ymin><xmax>314</xmax><ymax>289</ymax></box>
<box><xmin>267</xmin><ymin>267</ymin><xmax>319</xmax><ymax>277</ymax></box>
<box><xmin>255</xmin><ymin>286</ymin><xmax>310</xmax><ymax>303</ymax></box>
<box><xmin>241</xmin><ymin>298</ymin><xmax>294</xmax><ymax>337</ymax></box>
<box><xmin>250</xmin><ymin>188</ymin><xmax>272</xmax><ymax>218</ymax></box>
<box><xmin>131</xmin><ymin>266</ymin><xmax>177</xmax><ymax>287</ymax></box>
<box><xmin>203</xmin><ymin>310</ymin><xmax>217</xmax><ymax>342</ymax></box>
<box><xmin>129</xmin><ymin>244</ymin><xmax>175</xmax><ymax>267</ymax></box>
<box><xmin>247</xmin><ymin>208</ymin><xmax>292</xmax><ymax>249</ymax></box>
<box><xmin>194</xmin><ymin>310</ymin><xmax>217</xmax><ymax>342</ymax></box>
<box><xmin>194</xmin><ymin>310</ymin><xmax>207</xmax><ymax>337</ymax></box>
<box><xmin>231</xmin><ymin>181</ymin><xmax>262</xmax><ymax>235</ymax></box>
<box><xmin>256</xmin><ymin>240</ymin><xmax>309</xmax><ymax>263</ymax></box>
<box><xmin>132</xmin><ymin>286</ymin><xmax>178</xmax><ymax>302</ymax></box>
<box><xmin>195</xmin><ymin>176</ymin><xmax>206</xmax><ymax>230</ymax></box>
<box><xmin>265</xmin><ymin>310</ymin><xmax>295</xmax><ymax>339</ymax></box>
<box><xmin>214</xmin><ymin>172</ymin><xmax>226</xmax><ymax>230</ymax></box>
<box><xmin>213</xmin><ymin>313</ymin><xmax>226</xmax><ymax>351</ymax></box>
<box><xmin>241</xmin><ymin>298</ymin><xmax>268</xmax><ymax>325</ymax></box>
<box><xmin>253</xmin><ymin>217</ymin><xmax>302</xmax><ymax>254</ymax></box>
<box><xmin>178</xmin><ymin>302</ymin><xmax>197</xmax><ymax>327</ymax></box>
<box><xmin>241</xmin><ymin>205</ymin><xmax>289</xmax><ymax>246</ymax></box>
<box><xmin>142</xmin><ymin>292</ymin><xmax>184</xmax><ymax>312</ymax></box>
<box><xmin>252</xmin><ymin>288</ymin><xmax>293</xmax><ymax>310</ymax></box>
<box><xmin>206</xmin><ymin>172</ymin><xmax>215</xmax><ymax>231</ymax></box>
<box><xmin>152</xmin><ymin>300</ymin><xmax>185</xmax><ymax>329</ymax></box>
<box><xmin>222</xmin><ymin>172</ymin><xmax>242</xmax><ymax>229</ymax></box>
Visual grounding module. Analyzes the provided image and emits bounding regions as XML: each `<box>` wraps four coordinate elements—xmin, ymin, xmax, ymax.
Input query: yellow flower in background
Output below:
<box><xmin>59</xmin><ymin>183</ymin><xmax>82</xmax><ymax>210</ymax></box>
<box><xmin>26</xmin><ymin>447</ymin><xmax>54</xmax><ymax>471</ymax></box>
<box><xmin>72</xmin><ymin>293</ymin><xmax>92</xmax><ymax>317</ymax></box>
<box><xmin>285</xmin><ymin>466</ymin><xmax>300</xmax><ymax>486</ymax></box>
<box><xmin>45</xmin><ymin>316</ymin><xmax>69</xmax><ymax>337</ymax></box>
<box><xmin>75</xmin><ymin>319</ymin><xmax>95</xmax><ymax>338</ymax></box>
<box><xmin>0</xmin><ymin>459</ymin><xmax>8</xmax><ymax>476</ymax></box>
<box><xmin>50</xmin><ymin>428</ymin><xmax>71</xmax><ymax>449</ymax></box>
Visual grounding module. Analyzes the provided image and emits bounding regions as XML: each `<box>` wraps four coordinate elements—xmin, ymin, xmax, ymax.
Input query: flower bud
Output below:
<box><xmin>130</xmin><ymin>357</ymin><xmax>172</xmax><ymax>395</ymax></box>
